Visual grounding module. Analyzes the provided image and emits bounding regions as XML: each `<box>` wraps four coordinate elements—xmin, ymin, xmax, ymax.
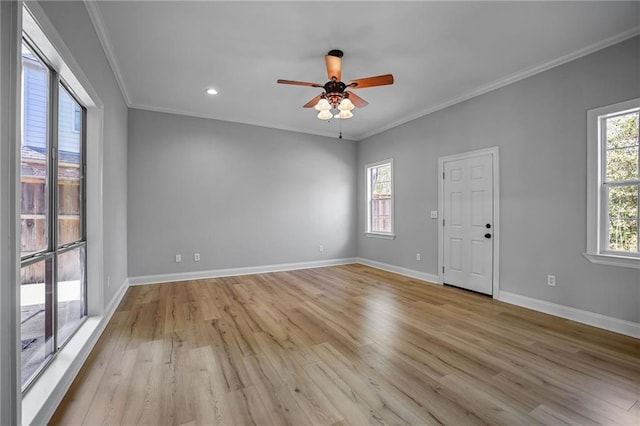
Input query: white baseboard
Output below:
<box><xmin>23</xmin><ymin>278</ymin><xmax>130</xmax><ymax>426</ymax></box>
<box><xmin>128</xmin><ymin>257</ymin><xmax>359</xmax><ymax>286</ymax></box>
<box><xmin>498</xmin><ymin>290</ymin><xmax>640</xmax><ymax>339</ymax></box>
<box><xmin>356</xmin><ymin>257</ymin><xmax>440</xmax><ymax>284</ymax></box>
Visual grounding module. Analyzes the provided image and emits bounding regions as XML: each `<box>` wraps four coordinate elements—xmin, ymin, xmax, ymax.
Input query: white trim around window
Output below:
<box><xmin>20</xmin><ymin>3</ymin><xmax>107</xmax><ymax>425</ymax></box>
<box><xmin>585</xmin><ymin>98</ymin><xmax>640</xmax><ymax>269</ymax></box>
<box><xmin>365</xmin><ymin>158</ymin><xmax>395</xmax><ymax>239</ymax></box>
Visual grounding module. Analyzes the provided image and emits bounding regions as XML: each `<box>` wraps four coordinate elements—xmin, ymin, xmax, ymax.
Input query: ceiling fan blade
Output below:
<box><xmin>277</xmin><ymin>79</ymin><xmax>323</xmax><ymax>88</ymax></box>
<box><xmin>345</xmin><ymin>91</ymin><xmax>368</xmax><ymax>108</ymax></box>
<box><xmin>325</xmin><ymin>55</ymin><xmax>342</xmax><ymax>81</ymax></box>
<box><xmin>347</xmin><ymin>74</ymin><xmax>394</xmax><ymax>89</ymax></box>
<box><xmin>303</xmin><ymin>94</ymin><xmax>323</xmax><ymax>108</ymax></box>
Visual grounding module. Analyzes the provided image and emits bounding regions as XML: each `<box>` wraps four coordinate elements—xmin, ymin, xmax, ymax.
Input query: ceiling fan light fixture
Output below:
<box><xmin>338</xmin><ymin>98</ymin><xmax>354</xmax><ymax>111</ymax></box>
<box><xmin>277</xmin><ymin>49</ymin><xmax>393</xmax><ymax>125</ymax></box>
<box><xmin>314</xmin><ymin>98</ymin><xmax>331</xmax><ymax>111</ymax></box>
<box><xmin>335</xmin><ymin>110</ymin><xmax>353</xmax><ymax>119</ymax></box>
<box><xmin>317</xmin><ymin>110</ymin><xmax>333</xmax><ymax>120</ymax></box>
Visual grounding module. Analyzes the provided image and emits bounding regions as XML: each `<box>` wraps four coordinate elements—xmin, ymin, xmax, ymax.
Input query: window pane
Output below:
<box><xmin>57</xmin><ymin>246</ymin><xmax>86</xmax><ymax>346</ymax></box>
<box><xmin>608</xmin><ymin>184</ymin><xmax>639</xmax><ymax>252</ymax></box>
<box><xmin>606</xmin><ymin>112</ymin><xmax>639</xmax><ymax>149</ymax></box>
<box><xmin>21</xmin><ymin>42</ymin><xmax>50</xmax><ymax>257</ymax></box>
<box><xmin>21</xmin><ymin>258</ymin><xmax>54</xmax><ymax>386</ymax></box>
<box><xmin>608</xmin><ymin>218</ymin><xmax>639</xmax><ymax>253</ymax></box>
<box><xmin>372</xmin><ymin>164</ymin><xmax>392</xmax><ymax>197</ymax></box>
<box><xmin>608</xmin><ymin>185</ymin><xmax>639</xmax><ymax>219</ymax></box>
<box><xmin>606</xmin><ymin>146</ymin><xmax>639</xmax><ymax>182</ymax></box>
<box><xmin>57</xmin><ymin>85</ymin><xmax>83</xmax><ymax>246</ymax></box>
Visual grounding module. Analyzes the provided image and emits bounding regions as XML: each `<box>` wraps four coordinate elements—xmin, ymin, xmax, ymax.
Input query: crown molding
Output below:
<box><xmin>83</xmin><ymin>1</ymin><xmax>132</xmax><ymax>106</ymax></box>
<box><xmin>357</xmin><ymin>26</ymin><xmax>640</xmax><ymax>141</ymax></box>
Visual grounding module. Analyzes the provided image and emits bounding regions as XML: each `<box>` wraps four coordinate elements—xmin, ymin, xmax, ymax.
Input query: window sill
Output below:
<box><xmin>22</xmin><ymin>316</ymin><xmax>102</xmax><ymax>425</ymax></box>
<box><xmin>582</xmin><ymin>253</ymin><xmax>640</xmax><ymax>270</ymax></box>
<box><xmin>365</xmin><ymin>233</ymin><xmax>396</xmax><ymax>240</ymax></box>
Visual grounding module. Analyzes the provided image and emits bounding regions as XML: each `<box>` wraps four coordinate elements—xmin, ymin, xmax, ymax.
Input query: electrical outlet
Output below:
<box><xmin>547</xmin><ymin>275</ymin><xmax>556</xmax><ymax>286</ymax></box>
<box><xmin>416</xmin><ymin>253</ymin><xmax>421</xmax><ymax>261</ymax></box>
<box><xmin>175</xmin><ymin>254</ymin><xmax>182</xmax><ymax>263</ymax></box>
<box><xmin>194</xmin><ymin>253</ymin><xmax>200</xmax><ymax>262</ymax></box>
<box><xmin>319</xmin><ymin>245</ymin><xmax>324</xmax><ymax>253</ymax></box>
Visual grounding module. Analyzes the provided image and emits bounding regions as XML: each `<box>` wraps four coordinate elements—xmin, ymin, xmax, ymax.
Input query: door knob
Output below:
<box><xmin>486</xmin><ymin>224</ymin><xmax>491</xmax><ymax>229</ymax></box>
<box><xmin>484</xmin><ymin>233</ymin><xmax>492</xmax><ymax>239</ymax></box>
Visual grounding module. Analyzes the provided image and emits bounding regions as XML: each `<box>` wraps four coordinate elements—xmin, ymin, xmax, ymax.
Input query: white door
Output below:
<box><xmin>443</xmin><ymin>153</ymin><xmax>494</xmax><ymax>295</ymax></box>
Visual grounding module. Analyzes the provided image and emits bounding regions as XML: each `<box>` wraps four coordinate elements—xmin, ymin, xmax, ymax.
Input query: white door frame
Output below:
<box><xmin>438</xmin><ymin>146</ymin><xmax>500</xmax><ymax>297</ymax></box>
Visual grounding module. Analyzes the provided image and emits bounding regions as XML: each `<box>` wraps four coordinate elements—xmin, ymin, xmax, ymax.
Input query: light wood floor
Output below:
<box><xmin>51</xmin><ymin>264</ymin><xmax>640</xmax><ymax>425</ymax></box>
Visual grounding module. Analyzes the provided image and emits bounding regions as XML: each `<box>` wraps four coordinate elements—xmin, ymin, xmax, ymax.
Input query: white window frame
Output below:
<box><xmin>584</xmin><ymin>98</ymin><xmax>640</xmax><ymax>269</ymax></box>
<box><xmin>365</xmin><ymin>158</ymin><xmax>395</xmax><ymax>239</ymax></box>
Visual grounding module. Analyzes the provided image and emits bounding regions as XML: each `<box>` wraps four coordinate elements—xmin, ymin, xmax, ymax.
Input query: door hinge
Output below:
<box><xmin>443</xmin><ymin>171</ymin><xmax>445</xmax><ymax>179</ymax></box>
<box><xmin>443</xmin><ymin>219</ymin><xmax>445</xmax><ymax>226</ymax></box>
<box><xmin>442</xmin><ymin>266</ymin><xmax>445</xmax><ymax>273</ymax></box>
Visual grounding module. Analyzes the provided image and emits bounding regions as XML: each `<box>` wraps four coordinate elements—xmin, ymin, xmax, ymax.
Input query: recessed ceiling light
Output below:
<box><xmin>206</xmin><ymin>88</ymin><xmax>218</xmax><ymax>95</ymax></box>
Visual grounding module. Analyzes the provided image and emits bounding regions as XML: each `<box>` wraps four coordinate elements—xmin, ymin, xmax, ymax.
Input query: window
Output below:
<box><xmin>366</xmin><ymin>159</ymin><xmax>395</xmax><ymax>238</ymax></box>
<box><xmin>585</xmin><ymin>99</ymin><xmax>640</xmax><ymax>269</ymax></box>
<box><xmin>20</xmin><ymin>39</ymin><xmax>87</xmax><ymax>390</ymax></box>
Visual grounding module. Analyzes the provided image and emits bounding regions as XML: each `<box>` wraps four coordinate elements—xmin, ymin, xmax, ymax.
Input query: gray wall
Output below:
<box><xmin>127</xmin><ymin>109</ymin><xmax>357</xmax><ymax>277</ymax></box>
<box><xmin>357</xmin><ymin>36</ymin><xmax>640</xmax><ymax>323</ymax></box>
<box><xmin>38</xmin><ymin>1</ymin><xmax>129</xmax><ymax>305</ymax></box>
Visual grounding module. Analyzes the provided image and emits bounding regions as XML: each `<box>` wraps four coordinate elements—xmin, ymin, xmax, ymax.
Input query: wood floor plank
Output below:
<box><xmin>529</xmin><ymin>404</ymin><xmax>594</xmax><ymax>426</ymax></box>
<box><xmin>360</xmin><ymin>342</ymin><xmax>488</xmax><ymax>425</ymax></box>
<box><xmin>312</xmin><ymin>342</ymin><xmax>432</xmax><ymax>425</ymax></box>
<box><xmin>81</xmin><ymin>348</ymin><xmax>139</xmax><ymax>426</ymax></box>
<box><xmin>188</xmin><ymin>345</ymin><xmax>235</xmax><ymax>426</ymax></box>
<box><xmin>120</xmin><ymin>339</ymin><xmax>166</xmax><ymax>425</ymax></box>
<box><xmin>437</xmin><ymin>373</ymin><xmax>541</xmax><ymax>425</ymax></box>
<box><xmin>303</xmin><ymin>360</ymin><xmax>386</xmax><ymax>425</ymax></box>
<box><xmin>51</xmin><ymin>264</ymin><xmax>640</xmax><ymax>425</ymax></box>
<box><xmin>283</xmin><ymin>368</ymin><xmax>344</xmax><ymax>426</ymax></box>
<box><xmin>241</xmin><ymin>355</ymin><xmax>306</xmax><ymax>426</ymax></box>
<box><xmin>492</xmin><ymin>370</ymin><xmax>633</xmax><ymax>425</ymax></box>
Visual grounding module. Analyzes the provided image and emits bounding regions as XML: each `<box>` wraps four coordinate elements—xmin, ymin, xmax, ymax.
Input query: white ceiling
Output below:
<box><xmin>86</xmin><ymin>1</ymin><xmax>639</xmax><ymax>141</ymax></box>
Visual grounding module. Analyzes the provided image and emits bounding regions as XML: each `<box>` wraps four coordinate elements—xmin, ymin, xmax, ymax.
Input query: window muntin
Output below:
<box><xmin>601</xmin><ymin>109</ymin><xmax>639</xmax><ymax>255</ymax></box>
<box><xmin>366</xmin><ymin>159</ymin><xmax>394</xmax><ymax>236</ymax></box>
<box><xmin>20</xmin><ymin>39</ymin><xmax>87</xmax><ymax>390</ymax></box>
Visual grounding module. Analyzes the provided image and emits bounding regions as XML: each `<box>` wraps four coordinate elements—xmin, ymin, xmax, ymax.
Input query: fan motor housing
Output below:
<box><xmin>324</xmin><ymin>80</ymin><xmax>346</xmax><ymax>94</ymax></box>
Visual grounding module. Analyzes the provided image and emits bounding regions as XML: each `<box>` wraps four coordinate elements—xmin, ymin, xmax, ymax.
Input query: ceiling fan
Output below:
<box><xmin>277</xmin><ymin>49</ymin><xmax>394</xmax><ymax>121</ymax></box>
